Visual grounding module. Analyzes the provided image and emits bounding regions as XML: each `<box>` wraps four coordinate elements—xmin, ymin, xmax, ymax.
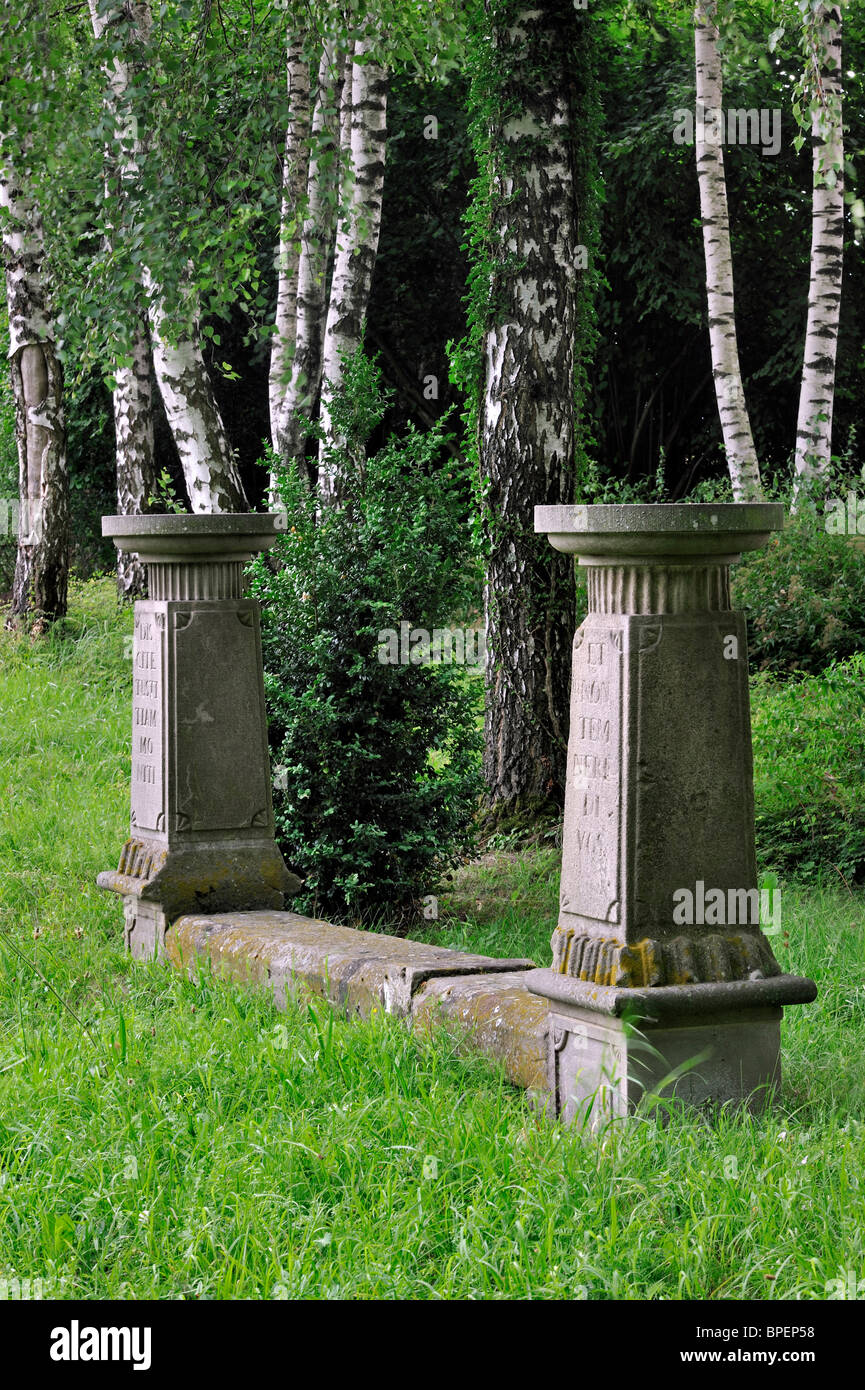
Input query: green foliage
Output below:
<box><xmin>751</xmin><ymin>655</ymin><xmax>865</xmax><ymax>884</ymax></box>
<box><xmin>249</xmin><ymin>350</ymin><xmax>482</xmax><ymax>924</ymax></box>
<box><xmin>64</xmin><ymin>374</ymin><xmax>117</xmax><ymax>580</ymax></box>
<box><xmin>147</xmin><ymin>468</ymin><xmax>188</xmax><ymax>515</ymax></box>
<box><xmin>732</xmin><ymin>509</ymin><xmax>865</xmax><ymax>675</ymax></box>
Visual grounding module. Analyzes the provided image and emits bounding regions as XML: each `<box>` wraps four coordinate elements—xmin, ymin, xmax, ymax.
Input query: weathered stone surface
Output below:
<box><xmin>100</xmin><ymin>841</ymin><xmax>296</xmax><ymax>940</ymax></box>
<box><xmin>524</xmin><ymin>968</ymin><xmax>817</xmax><ymax>1020</ymax></box>
<box><xmin>528</xmin><ymin>970</ymin><xmax>815</xmax><ymax>1123</ymax></box>
<box><xmin>97</xmin><ymin>515</ymin><xmax>299</xmax><ymax>958</ymax></box>
<box><xmin>546</xmin><ymin>1002</ymin><xmax>783</xmax><ymax>1126</ymax></box>
<box><xmin>167</xmin><ymin>910</ymin><xmax>535</xmax><ymax>1020</ymax></box>
<box><xmin>557</xmin><ymin>608</ymin><xmax>771</xmax><ymax>987</ymax></box>
<box><xmin>536</xmin><ymin>506</ymin><xmax>791</xmax><ymax>989</ymax></box>
<box><xmin>412</xmin><ymin>971</ymin><xmax>550</xmax><ymax>1094</ymax></box>
<box><xmin>529</xmin><ymin>504</ymin><xmax>817</xmax><ymax>1121</ymax></box>
<box><xmin>535</xmin><ymin>502</ymin><xmax>784</xmax><ymax>558</ymax></box>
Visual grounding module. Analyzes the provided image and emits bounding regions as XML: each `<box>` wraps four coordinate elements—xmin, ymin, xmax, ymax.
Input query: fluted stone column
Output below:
<box><xmin>98</xmin><ymin>514</ymin><xmax>300</xmax><ymax>959</ymax></box>
<box><xmin>526</xmin><ymin>505</ymin><xmax>816</xmax><ymax>1122</ymax></box>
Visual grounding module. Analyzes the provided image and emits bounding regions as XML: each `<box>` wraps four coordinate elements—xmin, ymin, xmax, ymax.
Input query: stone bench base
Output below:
<box><xmin>527</xmin><ymin>967</ymin><xmax>816</xmax><ymax>1125</ymax></box>
<box><xmin>163</xmin><ymin>910</ymin><xmax>551</xmax><ymax>1095</ymax></box>
<box><xmin>121</xmin><ymin>907</ymin><xmax>811</xmax><ymax>1122</ymax></box>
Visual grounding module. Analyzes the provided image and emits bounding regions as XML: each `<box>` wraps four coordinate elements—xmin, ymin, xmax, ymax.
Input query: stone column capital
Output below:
<box><xmin>534</xmin><ymin>503</ymin><xmax>785</xmax><ymax>564</ymax></box>
<box><xmin>103</xmin><ymin>513</ymin><xmax>289</xmax><ymax>601</ymax></box>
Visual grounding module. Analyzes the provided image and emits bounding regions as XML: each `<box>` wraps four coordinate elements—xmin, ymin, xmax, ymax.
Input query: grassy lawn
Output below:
<box><xmin>1</xmin><ymin>578</ymin><xmax>864</xmax><ymax>1299</ymax></box>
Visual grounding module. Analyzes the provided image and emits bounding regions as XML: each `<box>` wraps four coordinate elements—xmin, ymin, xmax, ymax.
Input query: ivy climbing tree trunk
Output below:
<box><xmin>0</xmin><ymin>146</ymin><xmax>68</xmax><ymax>627</ymax></box>
<box><xmin>469</xmin><ymin>0</ymin><xmax>594</xmax><ymax>823</ymax></box>
<box><xmin>694</xmin><ymin>0</ymin><xmax>763</xmax><ymax>501</ymax></box>
<box><xmin>318</xmin><ymin>39</ymin><xmax>387</xmax><ymax>501</ymax></box>
<box><xmin>89</xmin><ymin>0</ymin><xmax>248</xmax><ymax>515</ymax></box>
<box><xmin>273</xmin><ymin>43</ymin><xmax>341</xmax><ymax>480</ymax></box>
<box><xmin>793</xmin><ymin>1</ymin><xmax>844</xmax><ymax>506</ymax></box>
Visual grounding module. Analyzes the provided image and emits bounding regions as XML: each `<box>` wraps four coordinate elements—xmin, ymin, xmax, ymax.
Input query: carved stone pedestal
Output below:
<box><xmin>526</xmin><ymin>504</ymin><xmax>817</xmax><ymax>1122</ymax></box>
<box><xmin>98</xmin><ymin>514</ymin><xmax>299</xmax><ymax>959</ymax></box>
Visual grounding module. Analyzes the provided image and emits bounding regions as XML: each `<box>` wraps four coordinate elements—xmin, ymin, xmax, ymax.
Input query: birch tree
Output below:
<box><xmin>694</xmin><ymin>0</ymin><xmax>763</xmax><ymax>500</ymax></box>
<box><xmin>268</xmin><ymin>38</ymin><xmax>312</xmax><ymax>460</ymax></box>
<box><xmin>88</xmin><ymin>0</ymin><xmax>248</xmax><ymax>514</ymax></box>
<box><xmin>267</xmin><ymin>5</ymin><xmax>463</xmax><ymax>493</ymax></box>
<box><xmin>462</xmin><ymin>0</ymin><xmax>595</xmax><ymax>821</ymax></box>
<box><xmin>318</xmin><ymin>39</ymin><xmax>388</xmax><ymax>501</ymax></box>
<box><xmin>86</xmin><ymin>0</ymin><xmax>156</xmax><ymax>595</ymax></box>
<box><xmin>111</xmin><ymin>316</ymin><xmax>156</xmax><ymax>596</ymax></box>
<box><xmin>0</xmin><ymin>146</ymin><xmax>68</xmax><ymax>626</ymax></box>
<box><xmin>792</xmin><ymin>1</ymin><xmax>844</xmax><ymax>505</ymax></box>
<box><xmin>271</xmin><ymin>43</ymin><xmax>341</xmax><ymax>478</ymax></box>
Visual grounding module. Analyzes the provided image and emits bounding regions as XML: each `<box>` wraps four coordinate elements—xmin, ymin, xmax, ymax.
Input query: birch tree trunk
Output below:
<box><xmin>89</xmin><ymin>0</ymin><xmax>248</xmax><ymax>515</ymax></box>
<box><xmin>475</xmin><ymin>0</ymin><xmax>584</xmax><ymax>820</ymax></box>
<box><xmin>318</xmin><ymin>41</ymin><xmax>387</xmax><ymax>501</ymax></box>
<box><xmin>0</xmin><ymin>148</ymin><xmax>68</xmax><ymax>627</ymax></box>
<box><xmin>272</xmin><ymin>44</ymin><xmax>341</xmax><ymax>480</ymax></box>
<box><xmin>694</xmin><ymin>0</ymin><xmax>763</xmax><ymax>501</ymax></box>
<box><xmin>142</xmin><ymin>267</ymin><xmax>248</xmax><ymax>512</ymax></box>
<box><xmin>113</xmin><ymin>316</ymin><xmax>156</xmax><ymax>596</ymax></box>
<box><xmin>268</xmin><ymin>39</ymin><xmax>311</xmax><ymax>465</ymax></box>
<box><xmin>793</xmin><ymin>2</ymin><xmax>844</xmax><ymax>507</ymax></box>
<box><xmin>87</xmin><ymin>0</ymin><xmax>156</xmax><ymax>596</ymax></box>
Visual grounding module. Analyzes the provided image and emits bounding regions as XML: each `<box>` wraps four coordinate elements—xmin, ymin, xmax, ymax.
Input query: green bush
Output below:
<box><xmin>751</xmin><ymin>655</ymin><xmax>865</xmax><ymax>884</ymax></box>
<box><xmin>733</xmin><ymin>509</ymin><xmax>865</xmax><ymax>676</ymax></box>
<box><xmin>249</xmin><ymin>350</ymin><xmax>483</xmax><ymax>925</ymax></box>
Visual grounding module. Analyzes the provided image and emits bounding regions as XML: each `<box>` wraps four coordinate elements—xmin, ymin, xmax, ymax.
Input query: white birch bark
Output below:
<box><xmin>318</xmin><ymin>41</ymin><xmax>388</xmax><ymax>501</ymax></box>
<box><xmin>113</xmin><ymin>314</ymin><xmax>156</xmax><ymax>595</ymax></box>
<box><xmin>142</xmin><ymin>266</ymin><xmax>247</xmax><ymax>512</ymax></box>
<box><xmin>0</xmin><ymin>144</ymin><xmax>68</xmax><ymax>625</ymax></box>
<box><xmin>695</xmin><ymin>0</ymin><xmax>763</xmax><ymax>501</ymax></box>
<box><xmin>87</xmin><ymin>0</ymin><xmax>156</xmax><ymax>594</ymax></box>
<box><xmin>268</xmin><ymin>40</ymin><xmax>311</xmax><ymax>457</ymax></box>
<box><xmin>89</xmin><ymin>0</ymin><xmax>248</xmax><ymax>514</ymax></box>
<box><xmin>272</xmin><ymin>43</ymin><xmax>341</xmax><ymax>478</ymax></box>
<box><xmin>792</xmin><ymin>2</ymin><xmax>844</xmax><ymax>507</ymax></box>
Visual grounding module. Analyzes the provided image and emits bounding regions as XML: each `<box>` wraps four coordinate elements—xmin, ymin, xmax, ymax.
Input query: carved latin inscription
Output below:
<box><xmin>131</xmin><ymin>607</ymin><xmax>164</xmax><ymax>832</ymax></box>
<box><xmin>560</xmin><ymin>622</ymin><xmax>623</xmax><ymax>928</ymax></box>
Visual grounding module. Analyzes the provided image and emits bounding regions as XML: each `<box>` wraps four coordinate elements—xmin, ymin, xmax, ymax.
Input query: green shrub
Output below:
<box><xmin>733</xmin><ymin>509</ymin><xmax>865</xmax><ymax>676</ymax></box>
<box><xmin>751</xmin><ymin>655</ymin><xmax>865</xmax><ymax>884</ymax></box>
<box><xmin>249</xmin><ymin>349</ymin><xmax>483</xmax><ymax>925</ymax></box>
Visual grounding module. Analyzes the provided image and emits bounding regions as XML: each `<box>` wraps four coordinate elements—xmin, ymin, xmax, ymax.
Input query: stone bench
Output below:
<box><xmin>98</xmin><ymin>506</ymin><xmax>816</xmax><ymax>1125</ymax></box>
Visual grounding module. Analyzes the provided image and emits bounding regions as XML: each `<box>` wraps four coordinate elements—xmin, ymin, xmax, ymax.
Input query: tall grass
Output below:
<box><xmin>0</xmin><ymin>580</ymin><xmax>863</xmax><ymax>1300</ymax></box>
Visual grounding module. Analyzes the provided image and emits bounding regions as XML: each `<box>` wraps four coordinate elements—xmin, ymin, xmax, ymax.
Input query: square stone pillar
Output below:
<box><xmin>526</xmin><ymin>504</ymin><xmax>816</xmax><ymax>1123</ymax></box>
<box><xmin>98</xmin><ymin>514</ymin><xmax>300</xmax><ymax>960</ymax></box>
